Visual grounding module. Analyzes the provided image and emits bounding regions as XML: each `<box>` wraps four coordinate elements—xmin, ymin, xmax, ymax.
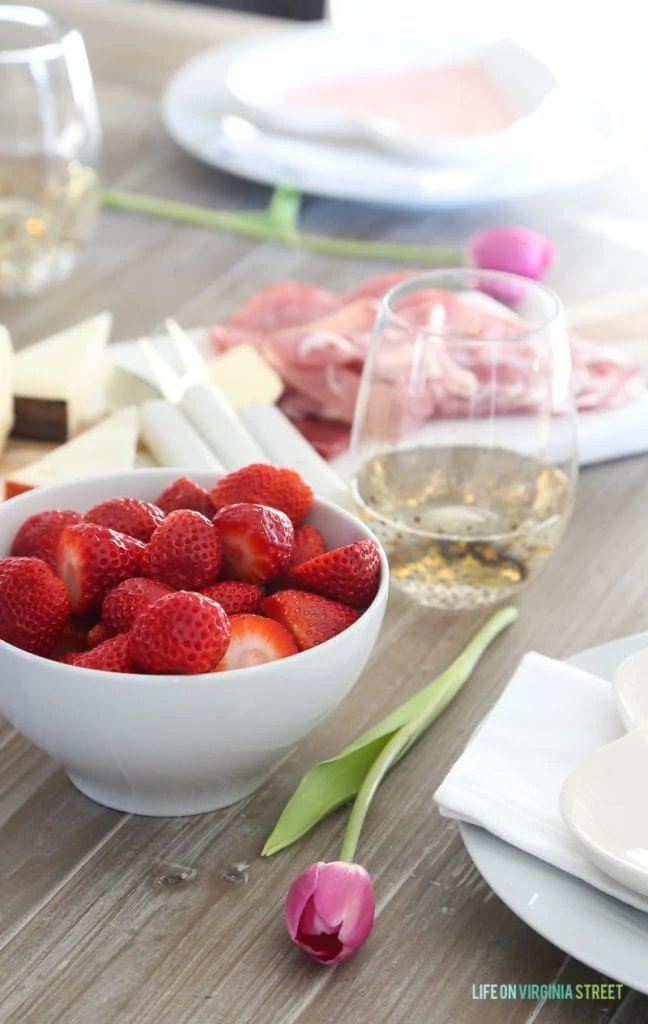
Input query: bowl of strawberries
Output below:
<box><xmin>0</xmin><ymin>464</ymin><xmax>388</xmax><ymax>816</ymax></box>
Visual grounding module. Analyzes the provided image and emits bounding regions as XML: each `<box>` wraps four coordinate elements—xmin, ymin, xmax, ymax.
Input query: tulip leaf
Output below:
<box><xmin>262</xmin><ymin>606</ymin><xmax>518</xmax><ymax>857</ymax></box>
<box><xmin>261</xmin><ymin>734</ymin><xmax>398</xmax><ymax>857</ymax></box>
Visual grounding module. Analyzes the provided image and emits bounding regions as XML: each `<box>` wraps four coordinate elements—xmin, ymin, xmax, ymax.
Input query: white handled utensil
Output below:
<box><xmin>241</xmin><ymin>402</ymin><xmax>354</xmax><ymax>510</ymax></box>
<box><xmin>140</xmin><ymin>399</ymin><xmax>225</xmax><ymax>472</ymax></box>
<box><xmin>140</xmin><ymin>320</ymin><xmax>353</xmax><ymax>507</ymax></box>
<box><xmin>140</xmin><ymin>321</ymin><xmax>267</xmax><ymax>470</ymax></box>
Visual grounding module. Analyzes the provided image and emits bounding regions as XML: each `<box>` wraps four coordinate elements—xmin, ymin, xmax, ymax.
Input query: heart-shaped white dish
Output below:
<box><xmin>561</xmin><ymin>646</ymin><xmax>648</xmax><ymax>896</ymax></box>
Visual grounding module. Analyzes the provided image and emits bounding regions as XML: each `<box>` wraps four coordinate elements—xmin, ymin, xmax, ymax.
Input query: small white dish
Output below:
<box><xmin>223</xmin><ymin>27</ymin><xmax>558</xmax><ymax>165</ymax></box>
<box><xmin>0</xmin><ymin>468</ymin><xmax>389</xmax><ymax>817</ymax></box>
<box><xmin>561</xmin><ymin>645</ymin><xmax>648</xmax><ymax>897</ymax></box>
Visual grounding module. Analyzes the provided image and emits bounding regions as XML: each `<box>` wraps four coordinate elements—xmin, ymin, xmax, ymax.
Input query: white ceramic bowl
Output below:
<box><xmin>0</xmin><ymin>469</ymin><xmax>389</xmax><ymax>817</ymax></box>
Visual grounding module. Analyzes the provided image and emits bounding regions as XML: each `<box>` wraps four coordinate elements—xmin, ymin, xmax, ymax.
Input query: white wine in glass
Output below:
<box><xmin>350</xmin><ymin>270</ymin><xmax>578</xmax><ymax>610</ymax></box>
<box><xmin>0</xmin><ymin>6</ymin><xmax>101</xmax><ymax>296</ymax></box>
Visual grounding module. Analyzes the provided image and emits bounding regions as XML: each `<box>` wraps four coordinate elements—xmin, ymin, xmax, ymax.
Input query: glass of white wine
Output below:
<box><xmin>349</xmin><ymin>269</ymin><xmax>578</xmax><ymax>610</ymax></box>
<box><xmin>0</xmin><ymin>5</ymin><xmax>101</xmax><ymax>296</ymax></box>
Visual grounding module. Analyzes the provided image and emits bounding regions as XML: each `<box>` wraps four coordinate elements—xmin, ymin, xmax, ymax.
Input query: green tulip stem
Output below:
<box><xmin>101</xmin><ymin>187</ymin><xmax>464</xmax><ymax>266</ymax></box>
<box><xmin>338</xmin><ymin>605</ymin><xmax>518</xmax><ymax>864</ymax></box>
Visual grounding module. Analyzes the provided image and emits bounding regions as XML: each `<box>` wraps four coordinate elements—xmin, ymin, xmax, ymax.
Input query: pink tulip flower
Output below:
<box><xmin>468</xmin><ymin>226</ymin><xmax>556</xmax><ymax>303</ymax></box>
<box><xmin>285</xmin><ymin>860</ymin><xmax>375</xmax><ymax>965</ymax></box>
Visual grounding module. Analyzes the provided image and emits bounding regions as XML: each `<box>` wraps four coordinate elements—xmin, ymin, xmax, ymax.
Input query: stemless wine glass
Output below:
<box><xmin>0</xmin><ymin>5</ymin><xmax>101</xmax><ymax>296</ymax></box>
<box><xmin>349</xmin><ymin>269</ymin><xmax>578</xmax><ymax>610</ymax></box>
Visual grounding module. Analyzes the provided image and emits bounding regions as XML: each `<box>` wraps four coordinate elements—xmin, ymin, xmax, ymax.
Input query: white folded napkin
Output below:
<box><xmin>434</xmin><ymin>651</ymin><xmax>648</xmax><ymax>913</ymax></box>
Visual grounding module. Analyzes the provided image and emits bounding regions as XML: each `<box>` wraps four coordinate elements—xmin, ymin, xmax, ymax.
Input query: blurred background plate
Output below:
<box><xmin>161</xmin><ymin>34</ymin><xmax>633</xmax><ymax>207</ymax></box>
<box><xmin>222</xmin><ymin>25</ymin><xmax>559</xmax><ymax>165</ymax></box>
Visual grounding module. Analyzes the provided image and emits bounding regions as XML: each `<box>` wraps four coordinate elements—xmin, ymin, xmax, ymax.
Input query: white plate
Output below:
<box><xmin>460</xmin><ymin>631</ymin><xmax>648</xmax><ymax>992</ymax></box>
<box><xmin>160</xmin><ymin>36</ymin><xmax>632</xmax><ymax>208</ymax></box>
<box><xmin>107</xmin><ymin>327</ymin><xmax>648</xmax><ymax>472</ymax></box>
<box><xmin>223</xmin><ymin>26</ymin><xmax>558</xmax><ymax>166</ymax></box>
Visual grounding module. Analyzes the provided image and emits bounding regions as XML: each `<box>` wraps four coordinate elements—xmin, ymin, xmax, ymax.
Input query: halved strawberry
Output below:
<box><xmin>260</xmin><ymin>589</ymin><xmax>358</xmax><ymax>650</ymax></box>
<box><xmin>200</xmin><ymin>581</ymin><xmax>262</xmax><ymax>615</ymax></box>
<box><xmin>287</xmin><ymin>539</ymin><xmax>380</xmax><ymax>609</ymax></box>
<box><xmin>210</xmin><ymin>464</ymin><xmax>313</xmax><ymax>525</ymax></box>
<box><xmin>289</xmin><ymin>524</ymin><xmax>327</xmax><ymax>567</ymax></box>
<box><xmin>56</xmin><ymin>523</ymin><xmax>145</xmax><ymax>615</ymax></box>
<box><xmin>102</xmin><ymin>577</ymin><xmax>175</xmax><ymax>633</ymax></box>
<box><xmin>85</xmin><ymin>497</ymin><xmax>165</xmax><ymax>543</ymax></box>
<box><xmin>130</xmin><ymin>591</ymin><xmax>231</xmax><ymax>674</ymax></box>
<box><xmin>141</xmin><ymin>509</ymin><xmax>222</xmax><ymax>590</ymax></box>
<box><xmin>0</xmin><ymin>557</ymin><xmax>70</xmax><ymax>655</ymax></box>
<box><xmin>215</xmin><ymin>613</ymin><xmax>297</xmax><ymax>671</ymax></box>
<box><xmin>72</xmin><ymin>633</ymin><xmax>135</xmax><ymax>673</ymax></box>
<box><xmin>10</xmin><ymin>509</ymin><xmax>83</xmax><ymax>568</ymax></box>
<box><xmin>214</xmin><ymin>503</ymin><xmax>294</xmax><ymax>585</ymax></box>
<box><xmin>87</xmin><ymin>621</ymin><xmax>116</xmax><ymax>648</ymax></box>
<box><xmin>154</xmin><ymin>476</ymin><xmax>216</xmax><ymax>519</ymax></box>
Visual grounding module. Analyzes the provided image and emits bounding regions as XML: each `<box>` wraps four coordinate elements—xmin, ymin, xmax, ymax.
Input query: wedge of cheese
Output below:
<box><xmin>13</xmin><ymin>312</ymin><xmax>112</xmax><ymax>442</ymax></box>
<box><xmin>4</xmin><ymin>406</ymin><xmax>140</xmax><ymax>499</ymax></box>
<box><xmin>0</xmin><ymin>326</ymin><xmax>14</xmax><ymax>457</ymax></box>
<box><xmin>207</xmin><ymin>345</ymin><xmax>283</xmax><ymax>413</ymax></box>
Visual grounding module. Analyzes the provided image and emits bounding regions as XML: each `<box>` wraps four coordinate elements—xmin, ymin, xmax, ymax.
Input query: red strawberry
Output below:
<box><xmin>141</xmin><ymin>510</ymin><xmax>222</xmax><ymax>590</ymax></box>
<box><xmin>102</xmin><ymin>577</ymin><xmax>175</xmax><ymax>633</ymax></box>
<box><xmin>289</xmin><ymin>524</ymin><xmax>327</xmax><ymax>567</ymax></box>
<box><xmin>87</xmin><ymin>621</ymin><xmax>116</xmax><ymax>648</ymax></box>
<box><xmin>260</xmin><ymin>590</ymin><xmax>359</xmax><ymax>651</ymax></box>
<box><xmin>287</xmin><ymin>539</ymin><xmax>381</xmax><ymax>609</ymax></box>
<box><xmin>215</xmin><ymin>613</ymin><xmax>297</xmax><ymax>671</ymax></box>
<box><xmin>56</xmin><ymin>523</ymin><xmax>145</xmax><ymax>615</ymax></box>
<box><xmin>154</xmin><ymin>477</ymin><xmax>216</xmax><ymax>519</ymax></box>
<box><xmin>0</xmin><ymin>557</ymin><xmax>70</xmax><ymax>655</ymax></box>
<box><xmin>10</xmin><ymin>509</ymin><xmax>83</xmax><ymax>568</ymax></box>
<box><xmin>57</xmin><ymin>652</ymin><xmax>80</xmax><ymax>665</ymax></box>
<box><xmin>52</xmin><ymin>616</ymin><xmax>92</xmax><ymax>656</ymax></box>
<box><xmin>72</xmin><ymin>634</ymin><xmax>135</xmax><ymax>673</ymax></box>
<box><xmin>214</xmin><ymin>503</ymin><xmax>294</xmax><ymax>585</ymax></box>
<box><xmin>210</xmin><ymin>464</ymin><xmax>313</xmax><ymax>524</ymax></box>
<box><xmin>130</xmin><ymin>591</ymin><xmax>231</xmax><ymax>674</ymax></box>
<box><xmin>85</xmin><ymin>497</ymin><xmax>165</xmax><ymax>543</ymax></box>
<box><xmin>200</xmin><ymin>581</ymin><xmax>262</xmax><ymax>615</ymax></box>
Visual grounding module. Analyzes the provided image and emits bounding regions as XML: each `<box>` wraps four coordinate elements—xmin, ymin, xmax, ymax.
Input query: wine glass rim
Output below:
<box><xmin>380</xmin><ymin>268</ymin><xmax>563</xmax><ymax>342</ymax></box>
<box><xmin>0</xmin><ymin>5</ymin><xmax>75</xmax><ymax>63</ymax></box>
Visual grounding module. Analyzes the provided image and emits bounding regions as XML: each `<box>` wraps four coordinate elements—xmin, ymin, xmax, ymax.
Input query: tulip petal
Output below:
<box><xmin>299</xmin><ymin>896</ymin><xmax>334</xmax><ymax>937</ymax></box>
<box><xmin>312</xmin><ymin>862</ymin><xmax>375</xmax><ymax>948</ymax></box>
<box><xmin>285</xmin><ymin>862</ymin><xmax>321</xmax><ymax>940</ymax></box>
<box><xmin>297</xmin><ymin>919</ymin><xmax>345</xmax><ymax>964</ymax></box>
<box><xmin>468</xmin><ymin>226</ymin><xmax>555</xmax><ymax>284</ymax></box>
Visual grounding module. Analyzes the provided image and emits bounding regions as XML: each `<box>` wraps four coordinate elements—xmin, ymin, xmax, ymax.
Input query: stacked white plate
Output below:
<box><xmin>161</xmin><ymin>24</ymin><xmax>632</xmax><ymax>208</ymax></box>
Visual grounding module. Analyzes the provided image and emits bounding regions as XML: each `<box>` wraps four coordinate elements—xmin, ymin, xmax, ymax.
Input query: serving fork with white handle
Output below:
<box><xmin>139</xmin><ymin>320</ymin><xmax>354</xmax><ymax>510</ymax></box>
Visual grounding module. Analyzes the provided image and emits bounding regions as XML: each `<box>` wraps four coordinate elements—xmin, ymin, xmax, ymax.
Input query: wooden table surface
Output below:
<box><xmin>3</xmin><ymin>2</ymin><xmax>648</xmax><ymax>1021</ymax></box>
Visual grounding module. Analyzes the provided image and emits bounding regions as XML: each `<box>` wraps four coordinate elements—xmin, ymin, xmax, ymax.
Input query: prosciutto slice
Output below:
<box><xmin>209</xmin><ymin>275</ymin><xmax>645</xmax><ymax>458</ymax></box>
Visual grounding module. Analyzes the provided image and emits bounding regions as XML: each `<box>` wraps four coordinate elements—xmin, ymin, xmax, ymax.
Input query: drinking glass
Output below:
<box><xmin>0</xmin><ymin>5</ymin><xmax>101</xmax><ymax>296</ymax></box>
<box><xmin>349</xmin><ymin>269</ymin><xmax>578</xmax><ymax>610</ymax></box>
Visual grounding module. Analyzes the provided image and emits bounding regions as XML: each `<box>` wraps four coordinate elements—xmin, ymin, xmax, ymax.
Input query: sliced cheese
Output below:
<box><xmin>13</xmin><ymin>312</ymin><xmax>113</xmax><ymax>442</ymax></box>
<box><xmin>207</xmin><ymin>344</ymin><xmax>284</xmax><ymax>413</ymax></box>
<box><xmin>0</xmin><ymin>326</ymin><xmax>14</xmax><ymax>457</ymax></box>
<box><xmin>4</xmin><ymin>406</ymin><xmax>140</xmax><ymax>499</ymax></box>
